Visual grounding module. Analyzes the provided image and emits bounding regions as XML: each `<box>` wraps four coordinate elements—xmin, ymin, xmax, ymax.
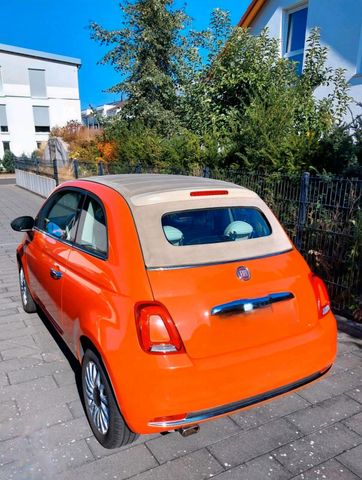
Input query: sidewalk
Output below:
<box><xmin>0</xmin><ymin>184</ymin><xmax>361</xmax><ymax>480</ymax></box>
<box><xmin>0</xmin><ymin>173</ymin><xmax>16</xmax><ymax>185</ymax></box>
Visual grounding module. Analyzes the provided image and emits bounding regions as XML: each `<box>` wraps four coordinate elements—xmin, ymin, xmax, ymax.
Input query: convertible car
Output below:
<box><xmin>11</xmin><ymin>174</ymin><xmax>337</xmax><ymax>448</ymax></box>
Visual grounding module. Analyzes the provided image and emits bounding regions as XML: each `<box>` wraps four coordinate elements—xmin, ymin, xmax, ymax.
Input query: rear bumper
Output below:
<box><xmin>110</xmin><ymin>312</ymin><xmax>337</xmax><ymax>434</ymax></box>
<box><xmin>149</xmin><ymin>365</ymin><xmax>332</xmax><ymax>428</ymax></box>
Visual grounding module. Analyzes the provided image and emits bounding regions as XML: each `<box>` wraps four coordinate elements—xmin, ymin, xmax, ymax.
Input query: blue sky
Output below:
<box><xmin>1</xmin><ymin>1</ymin><xmax>249</xmax><ymax>109</ymax></box>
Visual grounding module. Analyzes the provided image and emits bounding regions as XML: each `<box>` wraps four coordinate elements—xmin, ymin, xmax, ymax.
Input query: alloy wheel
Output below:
<box><xmin>84</xmin><ymin>360</ymin><xmax>110</xmax><ymax>434</ymax></box>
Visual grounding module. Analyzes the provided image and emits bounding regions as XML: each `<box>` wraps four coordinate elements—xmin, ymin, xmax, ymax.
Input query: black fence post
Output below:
<box><xmin>295</xmin><ymin>171</ymin><xmax>310</xmax><ymax>251</ymax></box>
<box><xmin>73</xmin><ymin>160</ymin><xmax>79</xmax><ymax>179</ymax></box>
<box><xmin>53</xmin><ymin>159</ymin><xmax>59</xmax><ymax>186</ymax></box>
<box><xmin>98</xmin><ymin>162</ymin><xmax>104</xmax><ymax>176</ymax></box>
<box><xmin>48</xmin><ymin>138</ymin><xmax>59</xmax><ymax>186</ymax></box>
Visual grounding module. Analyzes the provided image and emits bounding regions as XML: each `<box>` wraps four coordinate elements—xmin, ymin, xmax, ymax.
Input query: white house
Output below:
<box><xmin>238</xmin><ymin>0</ymin><xmax>362</xmax><ymax>120</ymax></box>
<box><xmin>81</xmin><ymin>100</ymin><xmax>125</xmax><ymax>129</ymax></box>
<box><xmin>0</xmin><ymin>43</ymin><xmax>81</xmax><ymax>158</ymax></box>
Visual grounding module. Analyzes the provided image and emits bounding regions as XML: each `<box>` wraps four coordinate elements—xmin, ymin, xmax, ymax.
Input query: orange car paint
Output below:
<box><xmin>17</xmin><ymin>179</ymin><xmax>337</xmax><ymax>434</ymax></box>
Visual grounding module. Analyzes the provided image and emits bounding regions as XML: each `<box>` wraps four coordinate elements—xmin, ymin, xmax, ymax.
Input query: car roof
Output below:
<box><xmin>78</xmin><ymin>174</ymin><xmax>292</xmax><ymax>269</ymax></box>
<box><xmin>81</xmin><ymin>174</ymin><xmax>257</xmax><ymax>206</ymax></box>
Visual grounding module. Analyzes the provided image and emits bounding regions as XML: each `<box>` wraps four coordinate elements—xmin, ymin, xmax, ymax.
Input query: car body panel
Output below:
<box><xmin>25</xmin><ymin>230</ymin><xmax>70</xmax><ymax>330</ymax></box>
<box><xmin>147</xmin><ymin>249</ymin><xmax>319</xmax><ymax>359</ymax></box>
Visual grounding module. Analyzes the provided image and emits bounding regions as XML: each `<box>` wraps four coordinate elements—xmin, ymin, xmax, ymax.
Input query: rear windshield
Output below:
<box><xmin>162</xmin><ymin>207</ymin><xmax>271</xmax><ymax>246</ymax></box>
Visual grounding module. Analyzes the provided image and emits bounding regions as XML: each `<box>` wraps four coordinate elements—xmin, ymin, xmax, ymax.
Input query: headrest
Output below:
<box><xmin>224</xmin><ymin>221</ymin><xmax>253</xmax><ymax>240</ymax></box>
<box><xmin>163</xmin><ymin>225</ymin><xmax>183</xmax><ymax>245</ymax></box>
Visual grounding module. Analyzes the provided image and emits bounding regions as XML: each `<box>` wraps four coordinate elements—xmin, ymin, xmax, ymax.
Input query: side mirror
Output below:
<box><xmin>11</xmin><ymin>216</ymin><xmax>35</xmax><ymax>232</ymax></box>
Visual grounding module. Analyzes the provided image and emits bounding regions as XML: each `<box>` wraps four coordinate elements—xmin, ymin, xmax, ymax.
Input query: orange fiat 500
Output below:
<box><xmin>11</xmin><ymin>174</ymin><xmax>337</xmax><ymax>448</ymax></box>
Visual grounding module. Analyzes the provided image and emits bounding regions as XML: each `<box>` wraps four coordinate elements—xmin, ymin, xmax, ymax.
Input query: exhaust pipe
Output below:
<box><xmin>177</xmin><ymin>425</ymin><xmax>200</xmax><ymax>437</ymax></box>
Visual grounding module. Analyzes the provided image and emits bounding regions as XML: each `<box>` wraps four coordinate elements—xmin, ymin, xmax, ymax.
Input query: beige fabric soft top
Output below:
<box><xmin>82</xmin><ymin>174</ymin><xmax>292</xmax><ymax>268</ymax></box>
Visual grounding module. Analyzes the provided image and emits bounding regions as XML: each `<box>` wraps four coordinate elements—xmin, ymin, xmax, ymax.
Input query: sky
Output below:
<box><xmin>0</xmin><ymin>0</ymin><xmax>250</xmax><ymax>109</ymax></box>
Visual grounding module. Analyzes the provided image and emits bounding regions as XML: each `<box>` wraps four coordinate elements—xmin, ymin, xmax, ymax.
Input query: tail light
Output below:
<box><xmin>135</xmin><ymin>302</ymin><xmax>185</xmax><ymax>354</ymax></box>
<box><xmin>310</xmin><ymin>274</ymin><xmax>331</xmax><ymax>318</ymax></box>
<box><xmin>190</xmin><ymin>190</ymin><xmax>229</xmax><ymax>197</ymax></box>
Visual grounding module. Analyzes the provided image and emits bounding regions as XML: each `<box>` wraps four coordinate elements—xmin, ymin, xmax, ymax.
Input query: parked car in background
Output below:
<box><xmin>11</xmin><ymin>174</ymin><xmax>337</xmax><ymax>448</ymax></box>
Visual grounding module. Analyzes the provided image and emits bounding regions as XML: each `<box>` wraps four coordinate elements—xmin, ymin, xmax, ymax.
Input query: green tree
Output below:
<box><xmin>90</xmin><ymin>0</ymin><xmax>190</xmax><ymax>134</ymax></box>
<box><xmin>2</xmin><ymin>150</ymin><xmax>16</xmax><ymax>173</ymax></box>
<box><xmin>181</xmin><ymin>27</ymin><xmax>352</xmax><ymax>173</ymax></box>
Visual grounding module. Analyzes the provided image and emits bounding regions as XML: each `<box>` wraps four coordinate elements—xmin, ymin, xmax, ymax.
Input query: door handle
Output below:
<box><xmin>50</xmin><ymin>268</ymin><xmax>62</xmax><ymax>280</ymax></box>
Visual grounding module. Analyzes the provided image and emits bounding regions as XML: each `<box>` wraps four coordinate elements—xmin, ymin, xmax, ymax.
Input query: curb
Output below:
<box><xmin>336</xmin><ymin>314</ymin><xmax>362</xmax><ymax>339</ymax></box>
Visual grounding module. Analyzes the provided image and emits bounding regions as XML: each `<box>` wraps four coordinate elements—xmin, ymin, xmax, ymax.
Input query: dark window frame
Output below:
<box><xmin>35</xmin><ymin>125</ymin><xmax>51</xmax><ymax>133</ymax></box>
<box><xmin>284</xmin><ymin>4</ymin><xmax>308</xmax><ymax>75</ymax></box>
<box><xmin>35</xmin><ymin>188</ymin><xmax>85</xmax><ymax>243</ymax></box>
<box><xmin>0</xmin><ymin>104</ymin><xmax>8</xmax><ymax>132</ymax></box>
<box><xmin>33</xmin><ymin>105</ymin><xmax>50</xmax><ymax>133</ymax></box>
<box><xmin>34</xmin><ymin>187</ymin><xmax>109</xmax><ymax>261</ymax></box>
<box><xmin>74</xmin><ymin>194</ymin><xmax>109</xmax><ymax>259</ymax></box>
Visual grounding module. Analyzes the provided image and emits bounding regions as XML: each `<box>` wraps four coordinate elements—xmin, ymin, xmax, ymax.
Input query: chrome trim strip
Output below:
<box><xmin>146</xmin><ymin>249</ymin><xmax>293</xmax><ymax>271</ymax></box>
<box><xmin>211</xmin><ymin>292</ymin><xmax>294</xmax><ymax>316</ymax></box>
<box><xmin>148</xmin><ymin>366</ymin><xmax>332</xmax><ymax>428</ymax></box>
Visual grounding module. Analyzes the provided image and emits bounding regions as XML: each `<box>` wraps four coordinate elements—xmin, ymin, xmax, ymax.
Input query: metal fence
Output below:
<box><xmin>15</xmin><ymin>157</ymin><xmax>361</xmax><ymax>317</ymax></box>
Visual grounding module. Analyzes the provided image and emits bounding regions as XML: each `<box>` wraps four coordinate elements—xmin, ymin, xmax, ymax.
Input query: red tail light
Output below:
<box><xmin>310</xmin><ymin>274</ymin><xmax>331</xmax><ymax>318</ymax></box>
<box><xmin>190</xmin><ymin>190</ymin><xmax>228</xmax><ymax>197</ymax></box>
<box><xmin>135</xmin><ymin>302</ymin><xmax>185</xmax><ymax>354</ymax></box>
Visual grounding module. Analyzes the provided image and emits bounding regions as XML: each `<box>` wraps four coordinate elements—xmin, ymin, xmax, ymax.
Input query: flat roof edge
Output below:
<box><xmin>0</xmin><ymin>43</ymin><xmax>81</xmax><ymax>66</ymax></box>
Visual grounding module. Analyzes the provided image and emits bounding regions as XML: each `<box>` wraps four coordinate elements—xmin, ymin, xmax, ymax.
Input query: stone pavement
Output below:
<box><xmin>0</xmin><ymin>184</ymin><xmax>361</xmax><ymax>480</ymax></box>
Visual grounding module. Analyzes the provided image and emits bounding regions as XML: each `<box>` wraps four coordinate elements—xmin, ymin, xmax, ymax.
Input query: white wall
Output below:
<box><xmin>0</xmin><ymin>51</ymin><xmax>81</xmax><ymax>158</ymax></box>
<box><xmin>249</xmin><ymin>0</ymin><xmax>362</xmax><ymax>121</ymax></box>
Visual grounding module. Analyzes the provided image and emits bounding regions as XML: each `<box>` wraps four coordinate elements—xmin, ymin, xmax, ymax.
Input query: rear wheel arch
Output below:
<box><xmin>78</xmin><ymin>334</ymin><xmax>117</xmax><ymax>396</ymax></box>
<box><xmin>79</xmin><ymin>335</ymin><xmax>102</xmax><ymax>363</ymax></box>
<box><xmin>79</xmin><ymin>336</ymin><xmax>138</xmax><ymax>447</ymax></box>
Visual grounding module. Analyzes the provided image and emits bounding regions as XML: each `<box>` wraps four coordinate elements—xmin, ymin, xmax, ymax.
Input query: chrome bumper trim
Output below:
<box><xmin>211</xmin><ymin>292</ymin><xmax>294</xmax><ymax>316</ymax></box>
<box><xmin>148</xmin><ymin>366</ymin><xmax>332</xmax><ymax>428</ymax></box>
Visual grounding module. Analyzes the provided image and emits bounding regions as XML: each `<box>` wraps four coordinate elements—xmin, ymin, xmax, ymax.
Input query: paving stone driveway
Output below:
<box><xmin>0</xmin><ymin>184</ymin><xmax>361</xmax><ymax>480</ymax></box>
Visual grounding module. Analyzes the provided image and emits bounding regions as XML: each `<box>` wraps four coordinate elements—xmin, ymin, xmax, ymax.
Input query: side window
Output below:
<box><xmin>36</xmin><ymin>190</ymin><xmax>83</xmax><ymax>241</ymax></box>
<box><xmin>284</xmin><ymin>5</ymin><xmax>308</xmax><ymax>75</ymax></box>
<box><xmin>75</xmin><ymin>196</ymin><xmax>107</xmax><ymax>258</ymax></box>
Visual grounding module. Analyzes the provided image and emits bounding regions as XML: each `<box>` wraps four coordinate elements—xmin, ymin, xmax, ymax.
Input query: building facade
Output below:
<box><xmin>0</xmin><ymin>43</ymin><xmax>81</xmax><ymax>158</ymax></box>
<box><xmin>238</xmin><ymin>0</ymin><xmax>362</xmax><ymax>120</ymax></box>
<box><xmin>81</xmin><ymin>101</ymin><xmax>125</xmax><ymax>129</ymax></box>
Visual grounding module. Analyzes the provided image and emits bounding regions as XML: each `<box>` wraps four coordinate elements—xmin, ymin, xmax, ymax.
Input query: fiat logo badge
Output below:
<box><xmin>236</xmin><ymin>266</ymin><xmax>251</xmax><ymax>281</ymax></box>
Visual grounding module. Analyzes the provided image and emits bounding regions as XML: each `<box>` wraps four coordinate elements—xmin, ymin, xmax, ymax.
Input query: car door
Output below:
<box><xmin>26</xmin><ymin>188</ymin><xmax>84</xmax><ymax>332</ymax></box>
<box><xmin>61</xmin><ymin>193</ymin><xmax>112</xmax><ymax>348</ymax></box>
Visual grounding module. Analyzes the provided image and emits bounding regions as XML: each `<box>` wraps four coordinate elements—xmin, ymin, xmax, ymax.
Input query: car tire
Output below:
<box><xmin>81</xmin><ymin>349</ymin><xmax>138</xmax><ymax>449</ymax></box>
<box><xmin>19</xmin><ymin>266</ymin><xmax>37</xmax><ymax>313</ymax></box>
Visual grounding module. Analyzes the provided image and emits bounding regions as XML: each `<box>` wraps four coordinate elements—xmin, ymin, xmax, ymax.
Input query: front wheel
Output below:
<box><xmin>81</xmin><ymin>349</ymin><xmax>138</xmax><ymax>449</ymax></box>
<box><xmin>19</xmin><ymin>266</ymin><xmax>37</xmax><ymax>313</ymax></box>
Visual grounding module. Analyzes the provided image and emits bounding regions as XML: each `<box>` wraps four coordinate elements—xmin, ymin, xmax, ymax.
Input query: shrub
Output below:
<box><xmin>2</xmin><ymin>150</ymin><xmax>16</xmax><ymax>173</ymax></box>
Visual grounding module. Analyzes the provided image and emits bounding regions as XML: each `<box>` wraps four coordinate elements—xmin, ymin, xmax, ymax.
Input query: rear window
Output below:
<box><xmin>162</xmin><ymin>207</ymin><xmax>271</xmax><ymax>246</ymax></box>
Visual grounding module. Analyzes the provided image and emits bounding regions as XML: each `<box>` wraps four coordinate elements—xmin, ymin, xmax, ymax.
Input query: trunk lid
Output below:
<box><xmin>147</xmin><ymin>249</ymin><xmax>318</xmax><ymax>359</ymax></box>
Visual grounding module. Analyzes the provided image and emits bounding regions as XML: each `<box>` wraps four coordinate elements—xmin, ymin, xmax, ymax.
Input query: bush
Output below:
<box><xmin>2</xmin><ymin>150</ymin><xmax>16</xmax><ymax>173</ymax></box>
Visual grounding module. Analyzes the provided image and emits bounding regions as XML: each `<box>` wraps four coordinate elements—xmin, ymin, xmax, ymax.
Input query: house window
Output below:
<box><xmin>2</xmin><ymin>141</ymin><xmax>10</xmax><ymax>152</ymax></box>
<box><xmin>36</xmin><ymin>141</ymin><xmax>42</xmax><ymax>149</ymax></box>
<box><xmin>285</xmin><ymin>5</ymin><xmax>308</xmax><ymax>75</ymax></box>
<box><xmin>357</xmin><ymin>24</ymin><xmax>362</xmax><ymax>75</ymax></box>
<box><xmin>29</xmin><ymin>69</ymin><xmax>47</xmax><ymax>98</ymax></box>
<box><xmin>0</xmin><ymin>105</ymin><xmax>8</xmax><ymax>132</ymax></box>
<box><xmin>0</xmin><ymin>68</ymin><xmax>3</xmax><ymax>95</ymax></box>
<box><xmin>33</xmin><ymin>106</ymin><xmax>50</xmax><ymax>132</ymax></box>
